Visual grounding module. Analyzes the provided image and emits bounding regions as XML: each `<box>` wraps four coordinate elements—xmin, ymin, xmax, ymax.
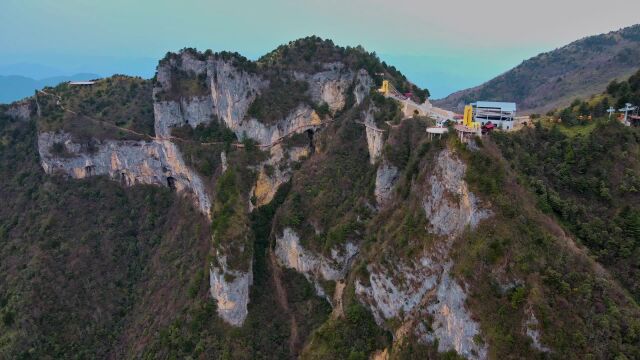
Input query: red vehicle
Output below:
<box><xmin>481</xmin><ymin>122</ymin><xmax>496</xmax><ymax>134</ymax></box>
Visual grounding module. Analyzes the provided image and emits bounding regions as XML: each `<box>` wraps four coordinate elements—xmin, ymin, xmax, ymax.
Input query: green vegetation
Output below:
<box><xmin>551</xmin><ymin>68</ymin><xmax>640</xmax><ymax>126</ymax></box>
<box><xmin>274</xmin><ymin>105</ymin><xmax>376</xmax><ymax>255</ymax></box>
<box><xmin>301</xmin><ymin>286</ymin><xmax>389</xmax><ymax>359</ymax></box>
<box><xmin>443</xmin><ymin>137</ymin><xmax>640</xmax><ymax>359</ymax></box>
<box><xmin>171</xmin><ymin>119</ymin><xmax>238</xmax><ymax>176</ymax></box>
<box><xmin>143</xmin><ymin>183</ymin><xmax>330</xmax><ymax>359</ymax></box>
<box><xmin>247</xmin><ymin>78</ymin><xmax>312</xmax><ymax>124</ymax></box>
<box><xmin>382</xmin><ymin>116</ymin><xmax>430</xmax><ymax>169</ymax></box>
<box><xmin>37</xmin><ymin>76</ymin><xmax>155</xmax><ymax>142</ymax></box>
<box><xmin>6</xmin><ymin>35</ymin><xmax>640</xmax><ymax>359</ymax></box>
<box><xmin>0</xmin><ymin>114</ymin><xmax>212</xmax><ymax>358</ymax></box>
<box><xmin>493</xmin><ymin>122</ymin><xmax>640</xmax><ymax>302</ymax></box>
<box><xmin>211</xmin><ymin>167</ymin><xmax>253</xmax><ymax>272</ymax></box>
<box><xmin>389</xmin><ymin>340</ymin><xmax>464</xmax><ymax>360</ymax></box>
<box><xmin>256</xmin><ymin>35</ymin><xmax>429</xmax><ymax>102</ymax></box>
<box><xmin>154</xmin><ymin>69</ymin><xmax>210</xmax><ymax>101</ymax></box>
<box><xmin>0</xmin><ymin>100</ymin><xmax>329</xmax><ymax>359</ymax></box>
<box><xmin>159</xmin><ymin>48</ymin><xmax>258</xmax><ymax>74</ymax></box>
<box><xmin>606</xmin><ymin>68</ymin><xmax>640</xmax><ymax>108</ymax></box>
<box><xmin>371</xmin><ymin>92</ymin><xmax>403</xmax><ymax>127</ymax></box>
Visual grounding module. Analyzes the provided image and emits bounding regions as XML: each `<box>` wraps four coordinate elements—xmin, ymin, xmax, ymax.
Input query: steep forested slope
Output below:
<box><xmin>494</xmin><ymin>122</ymin><xmax>640</xmax><ymax>302</ymax></box>
<box><xmin>435</xmin><ymin>24</ymin><xmax>640</xmax><ymax>114</ymax></box>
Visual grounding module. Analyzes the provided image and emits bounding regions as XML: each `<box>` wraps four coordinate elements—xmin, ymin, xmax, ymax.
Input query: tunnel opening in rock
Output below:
<box><xmin>305</xmin><ymin>129</ymin><xmax>315</xmax><ymax>154</ymax></box>
<box><xmin>167</xmin><ymin>176</ymin><xmax>176</xmax><ymax>190</ymax></box>
<box><xmin>84</xmin><ymin>165</ymin><xmax>95</xmax><ymax>176</ymax></box>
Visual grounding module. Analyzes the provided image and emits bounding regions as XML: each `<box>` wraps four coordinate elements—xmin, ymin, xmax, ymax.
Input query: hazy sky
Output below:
<box><xmin>2</xmin><ymin>0</ymin><xmax>639</xmax><ymax>98</ymax></box>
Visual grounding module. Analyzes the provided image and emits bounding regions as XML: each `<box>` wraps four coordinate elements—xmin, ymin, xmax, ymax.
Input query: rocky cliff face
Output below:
<box><xmin>363</xmin><ymin>106</ymin><xmax>384</xmax><ymax>164</ymax></box>
<box><xmin>275</xmin><ymin>227</ymin><xmax>358</xmax><ymax>301</ymax></box>
<box><xmin>37</xmin><ymin>131</ymin><xmax>212</xmax><ymax>217</ymax></box>
<box><xmin>294</xmin><ymin>62</ymin><xmax>353</xmax><ymax>113</ymax></box>
<box><xmin>374</xmin><ymin>161</ymin><xmax>399</xmax><ymax>206</ymax></box>
<box><xmin>155</xmin><ymin>53</ymin><xmax>373</xmax><ymax>146</ymax></box>
<box><xmin>153</xmin><ymin>97</ymin><xmax>215</xmax><ymax>138</ymax></box>
<box><xmin>253</xmin><ymin>144</ymin><xmax>309</xmax><ymax>207</ymax></box>
<box><xmin>356</xmin><ymin>149</ymin><xmax>490</xmax><ymax>359</ymax></box>
<box><xmin>5</xmin><ymin>99</ymin><xmax>34</xmax><ymax>121</ymax></box>
<box><xmin>209</xmin><ymin>253</ymin><xmax>253</xmax><ymax>327</ymax></box>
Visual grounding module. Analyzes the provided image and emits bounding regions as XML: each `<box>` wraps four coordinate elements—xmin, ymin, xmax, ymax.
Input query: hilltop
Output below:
<box><xmin>434</xmin><ymin>24</ymin><xmax>640</xmax><ymax>114</ymax></box>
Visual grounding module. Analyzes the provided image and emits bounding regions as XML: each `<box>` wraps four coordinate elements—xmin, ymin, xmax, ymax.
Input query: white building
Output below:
<box><xmin>472</xmin><ymin>101</ymin><xmax>517</xmax><ymax>130</ymax></box>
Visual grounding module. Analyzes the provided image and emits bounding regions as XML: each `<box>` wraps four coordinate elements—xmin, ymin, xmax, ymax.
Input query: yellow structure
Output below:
<box><xmin>378</xmin><ymin>80</ymin><xmax>390</xmax><ymax>96</ymax></box>
<box><xmin>462</xmin><ymin>105</ymin><xmax>480</xmax><ymax>129</ymax></box>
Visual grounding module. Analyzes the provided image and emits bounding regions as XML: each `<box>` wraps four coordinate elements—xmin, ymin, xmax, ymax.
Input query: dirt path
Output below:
<box><xmin>331</xmin><ymin>280</ymin><xmax>346</xmax><ymax>319</ymax></box>
<box><xmin>268</xmin><ymin>250</ymin><xmax>300</xmax><ymax>357</ymax></box>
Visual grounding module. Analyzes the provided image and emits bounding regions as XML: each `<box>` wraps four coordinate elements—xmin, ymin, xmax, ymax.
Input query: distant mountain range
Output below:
<box><xmin>434</xmin><ymin>24</ymin><xmax>640</xmax><ymax>114</ymax></box>
<box><xmin>0</xmin><ymin>73</ymin><xmax>100</xmax><ymax>104</ymax></box>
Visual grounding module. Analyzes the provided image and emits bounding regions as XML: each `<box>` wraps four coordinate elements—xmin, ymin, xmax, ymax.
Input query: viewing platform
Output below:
<box><xmin>426</xmin><ymin>126</ymin><xmax>448</xmax><ymax>140</ymax></box>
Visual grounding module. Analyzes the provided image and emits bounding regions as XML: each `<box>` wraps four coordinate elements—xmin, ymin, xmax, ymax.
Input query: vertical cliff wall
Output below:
<box><xmin>37</xmin><ymin>132</ymin><xmax>212</xmax><ymax>217</ymax></box>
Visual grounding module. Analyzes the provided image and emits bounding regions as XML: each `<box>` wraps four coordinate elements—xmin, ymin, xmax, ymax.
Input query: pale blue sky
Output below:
<box><xmin>2</xmin><ymin>0</ymin><xmax>639</xmax><ymax>98</ymax></box>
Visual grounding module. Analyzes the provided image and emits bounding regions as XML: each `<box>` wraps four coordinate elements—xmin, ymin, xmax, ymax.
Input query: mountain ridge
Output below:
<box><xmin>434</xmin><ymin>24</ymin><xmax>640</xmax><ymax>114</ymax></box>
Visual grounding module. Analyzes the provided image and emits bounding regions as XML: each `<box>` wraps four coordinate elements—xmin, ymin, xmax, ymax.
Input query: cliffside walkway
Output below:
<box><xmin>354</xmin><ymin>120</ymin><xmax>386</xmax><ymax>133</ymax></box>
<box><xmin>380</xmin><ymin>81</ymin><xmax>455</xmax><ymax>123</ymax></box>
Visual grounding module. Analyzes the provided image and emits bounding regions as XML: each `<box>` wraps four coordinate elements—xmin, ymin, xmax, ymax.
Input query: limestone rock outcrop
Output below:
<box><xmin>363</xmin><ymin>106</ymin><xmax>384</xmax><ymax>164</ymax></box>
<box><xmin>209</xmin><ymin>254</ymin><xmax>253</xmax><ymax>326</ymax></box>
<box><xmin>294</xmin><ymin>62</ymin><xmax>354</xmax><ymax>112</ymax></box>
<box><xmin>422</xmin><ymin>149</ymin><xmax>491</xmax><ymax>236</ymax></box>
<box><xmin>354</xmin><ymin>69</ymin><xmax>374</xmax><ymax>105</ymax></box>
<box><xmin>154</xmin><ymin>53</ymin><xmax>372</xmax><ymax>147</ymax></box>
<box><xmin>5</xmin><ymin>99</ymin><xmax>33</xmax><ymax>121</ymax></box>
<box><xmin>275</xmin><ymin>227</ymin><xmax>358</xmax><ymax>300</ymax></box>
<box><xmin>153</xmin><ymin>96</ymin><xmax>215</xmax><ymax>138</ymax></box>
<box><xmin>37</xmin><ymin>131</ymin><xmax>212</xmax><ymax>217</ymax></box>
<box><xmin>253</xmin><ymin>145</ymin><xmax>309</xmax><ymax>207</ymax></box>
<box><xmin>374</xmin><ymin>161</ymin><xmax>399</xmax><ymax>206</ymax></box>
<box><xmin>356</xmin><ymin>149</ymin><xmax>490</xmax><ymax>359</ymax></box>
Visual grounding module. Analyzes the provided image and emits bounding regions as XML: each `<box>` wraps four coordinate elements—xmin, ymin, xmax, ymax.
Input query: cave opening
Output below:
<box><xmin>305</xmin><ymin>129</ymin><xmax>315</xmax><ymax>154</ymax></box>
<box><xmin>84</xmin><ymin>165</ymin><xmax>95</xmax><ymax>176</ymax></box>
<box><xmin>167</xmin><ymin>176</ymin><xmax>176</xmax><ymax>190</ymax></box>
